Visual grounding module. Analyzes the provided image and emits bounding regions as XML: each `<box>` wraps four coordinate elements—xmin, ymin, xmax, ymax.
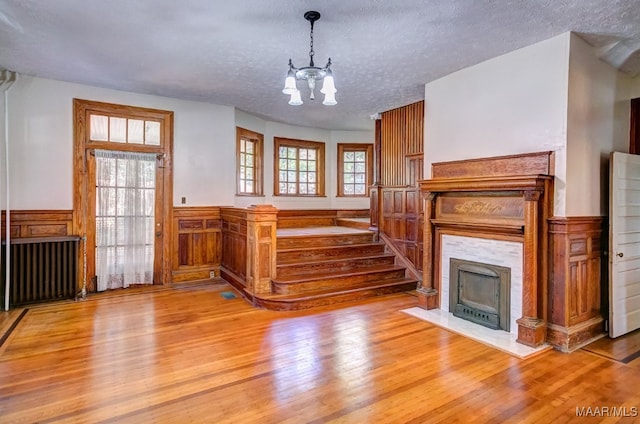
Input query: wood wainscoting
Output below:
<box><xmin>548</xmin><ymin>217</ymin><xmax>607</xmax><ymax>351</ymax></box>
<box><xmin>172</xmin><ymin>207</ymin><xmax>222</xmax><ymax>283</ymax></box>
<box><xmin>380</xmin><ymin>185</ymin><xmax>423</xmax><ymax>271</ymax></box>
<box><xmin>276</xmin><ymin>209</ymin><xmax>369</xmax><ymax>229</ymax></box>
<box><xmin>220</xmin><ymin>207</ymin><xmax>249</xmax><ymax>295</ymax></box>
<box><xmin>1</xmin><ymin>210</ymin><xmax>74</xmax><ymax>239</ymax></box>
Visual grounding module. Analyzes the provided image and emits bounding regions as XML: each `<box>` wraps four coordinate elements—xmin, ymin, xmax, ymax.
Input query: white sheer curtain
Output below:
<box><xmin>95</xmin><ymin>150</ymin><xmax>156</xmax><ymax>291</ymax></box>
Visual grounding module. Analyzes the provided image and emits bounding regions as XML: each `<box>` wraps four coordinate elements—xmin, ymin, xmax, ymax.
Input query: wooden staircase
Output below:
<box><xmin>254</xmin><ymin>226</ymin><xmax>417</xmax><ymax>310</ymax></box>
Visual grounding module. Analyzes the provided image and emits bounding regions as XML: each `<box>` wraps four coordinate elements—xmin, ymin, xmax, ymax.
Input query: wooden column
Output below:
<box><xmin>369</xmin><ymin>118</ymin><xmax>382</xmax><ymax>236</ymax></box>
<box><xmin>417</xmin><ymin>192</ymin><xmax>438</xmax><ymax>309</ymax></box>
<box><xmin>245</xmin><ymin>205</ymin><xmax>278</xmax><ymax>295</ymax></box>
<box><xmin>516</xmin><ymin>190</ymin><xmax>546</xmax><ymax>347</ymax></box>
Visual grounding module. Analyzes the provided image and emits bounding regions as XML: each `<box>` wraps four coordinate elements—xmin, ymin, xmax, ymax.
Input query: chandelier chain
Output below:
<box><xmin>309</xmin><ymin>20</ymin><xmax>315</xmax><ymax>66</ymax></box>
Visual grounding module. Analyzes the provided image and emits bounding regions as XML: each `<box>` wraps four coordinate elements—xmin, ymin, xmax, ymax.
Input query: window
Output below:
<box><xmin>90</xmin><ymin>114</ymin><xmax>161</xmax><ymax>146</ymax></box>
<box><xmin>337</xmin><ymin>143</ymin><xmax>373</xmax><ymax>197</ymax></box>
<box><xmin>274</xmin><ymin>137</ymin><xmax>325</xmax><ymax>196</ymax></box>
<box><xmin>236</xmin><ymin>127</ymin><xmax>264</xmax><ymax>196</ymax></box>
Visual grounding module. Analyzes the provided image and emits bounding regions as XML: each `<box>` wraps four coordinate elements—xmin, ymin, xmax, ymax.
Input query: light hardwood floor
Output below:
<box><xmin>1</xmin><ymin>283</ymin><xmax>639</xmax><ymax>423</ymax></box>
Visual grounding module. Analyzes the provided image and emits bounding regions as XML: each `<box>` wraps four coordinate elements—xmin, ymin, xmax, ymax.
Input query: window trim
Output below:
<box><xmin>273</xmin><ymin>137</ymin><xmax>326</xmax><ymax>197</ymax></box>
<box><xmin>337</xmin><ymin>143</ymin><xmax>374</xmax><ymax>197</ymax></box>
<box><xmin>236</xmin><ymin>127</ymin><xmax>264</xmax><ymax>196</ymax></box>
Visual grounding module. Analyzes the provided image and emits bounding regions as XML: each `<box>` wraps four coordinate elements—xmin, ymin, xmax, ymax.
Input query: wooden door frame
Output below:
<box><xmin>73</xmin><ymin>99</ymin><xmax>174</xmax><ymax>291</ymax></box>
<box><xmin>631</xmin><ymin>97</ymin><xmax>639</xmax><ymax>154</ymax></box>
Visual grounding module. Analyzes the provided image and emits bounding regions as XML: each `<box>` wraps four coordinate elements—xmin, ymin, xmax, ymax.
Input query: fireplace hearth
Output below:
<box><xmin>449</xmin><ymin>258</ymin><xmax>511</xmax><ymax>332</ymax></box>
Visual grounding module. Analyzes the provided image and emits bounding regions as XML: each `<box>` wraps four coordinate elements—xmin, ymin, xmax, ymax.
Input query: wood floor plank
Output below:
<box><xmin>1</xmin><ymin>283</ymin><xmax>639</xmax><ymax>423</ymax></box>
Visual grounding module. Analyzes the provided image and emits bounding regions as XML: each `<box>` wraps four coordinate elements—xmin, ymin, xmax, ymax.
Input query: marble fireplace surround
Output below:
<box><xmin>417</xmin><ymin>151</ymin><xmax>554</xmax><ymax>348</ymax></box>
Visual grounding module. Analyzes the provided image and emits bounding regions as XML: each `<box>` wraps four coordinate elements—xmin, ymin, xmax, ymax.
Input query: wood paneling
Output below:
<box><xmin>378</xmin><ymin>102</ymin><xmax>424</xmax><ymax>273</ymax></box>
<box><xmin>431</xmin><ymin>151</ymin><xmax>554</xmax><ymax>179</ymax></box>
<box><xmin>380</xmin><ymin>101</ymin><xmax>423</xmax><ymax>186</ymax></box>
<box><xmin>1</xmin><ymin>210</ymin><xmax>73</xmax><ymax>239</ymax></box>
<box><xmin>277</xmin><ymin>209</ymin><xmax>369</xmax><ymax>228</ymax></box>
<box><xmin>381</xmin><ymin>187</ymin><xmax>423</xmax><ymax>270</ymax></box>
<box><xmin>172</xmin><ymin>207</ymin><xmax>221</xmax><ymax>283</ymax></box>
<box><xmin>548</xmin><ymin>216</ymin><xmax>606</xmax><ymax>351</ymax></box>
<box><xmin>220</xmin><ymin>208</ymin><xmax>248</xmax><ymax>291</ymax></box>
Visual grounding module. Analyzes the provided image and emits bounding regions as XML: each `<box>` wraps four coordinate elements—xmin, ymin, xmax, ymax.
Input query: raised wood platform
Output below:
<box><xmin>254</xmin><ymin>226</ymin><xmax>416</xmax><ymax>310</ymax></box>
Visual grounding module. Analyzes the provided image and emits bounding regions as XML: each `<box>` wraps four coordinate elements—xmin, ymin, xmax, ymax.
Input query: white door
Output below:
<box><xmin>610</xmin><ymin>151</ymin><xmax>640</xmax><ymax>337</ymax></box>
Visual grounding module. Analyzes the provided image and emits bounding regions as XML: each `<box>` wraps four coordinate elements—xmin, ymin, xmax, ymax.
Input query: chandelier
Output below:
<box><xmin>282</xmin><ymin>11</ymin><xmax>337</xmax><ymax>106</ymax></box>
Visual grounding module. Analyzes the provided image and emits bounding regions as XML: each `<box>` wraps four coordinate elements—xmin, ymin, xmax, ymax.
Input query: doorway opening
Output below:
<box><xmin>73</xmin><ymin>99</ymin><xmax>173</xmax><ymax>292</ymax></box>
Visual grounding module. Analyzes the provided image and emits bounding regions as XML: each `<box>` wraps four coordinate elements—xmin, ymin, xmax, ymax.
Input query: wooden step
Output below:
<box><xmin>277</xmin><ymin>242</ymin><xmax>386</xmax><ymax>264</ymax></box>
<box><xmin>276</xmin><ymin>253</ymin><xmax>396</xmax><ymax>278</ymax></box>
<box><xmin>254</xmin><ymin>278</ymin><xmax>417</xmax><ymax>311</ymax></box>
<box><xmin>276</xmin><ymin>232</ymin><xmax>375</xmax><ymax>249</ymax></box>
<box><xmin>272</xmin><ymin>265</ymin><xmax>407</xmax><ymax>295</ymax></box>
<box><xmin>336</xmin><ymin>217</ymin><xmax>371</xmax><ymax>230</ymax></box>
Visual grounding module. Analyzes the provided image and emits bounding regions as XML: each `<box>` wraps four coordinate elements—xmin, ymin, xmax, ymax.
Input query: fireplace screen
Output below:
<box><xmin>449</xmin><ymin>258</ymin><xmax>510</xmax><ymax>331</ymax></box>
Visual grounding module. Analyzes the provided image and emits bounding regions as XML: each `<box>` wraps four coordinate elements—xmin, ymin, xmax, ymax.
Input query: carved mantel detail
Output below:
<box><xmin>453</xmin><ymin>201</ymin><xmax>503</xmax><ymax>215</ymax></box>
<box><xmin>418</xmin><ymin>153</ymin><xmax>553</xmax><ymax>348</ymax></box>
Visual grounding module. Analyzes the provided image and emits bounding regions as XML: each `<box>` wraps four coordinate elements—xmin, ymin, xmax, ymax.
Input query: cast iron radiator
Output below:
<box><xmin>1</xmin><ymin>236</ymin><xmax>80</xmax><ymax>306</ymax></box>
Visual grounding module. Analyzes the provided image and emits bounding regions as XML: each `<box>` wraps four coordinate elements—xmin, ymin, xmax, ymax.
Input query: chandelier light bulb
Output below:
<box><xmin>322</xmin><ymin>90</ymin><xmax>337</xmax><ymax>106</ymax></box>
<box><xmin>282</xmin><ymin>66</ymin><xmax>297</xmax><ymax>94</ymax></box>
<box><xmin>320</xmin><ymin>69</ymin><xmax>336</xmax><ymax>95</ymax></box>
<box><xmin>288</xmin><ymin>89</ymin><xmax>303</xmax><ymax>105</ymax></box>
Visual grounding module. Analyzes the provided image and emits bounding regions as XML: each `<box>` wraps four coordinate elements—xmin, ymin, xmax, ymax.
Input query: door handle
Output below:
<box><xmin>156</xmin><ymin>232</ymin><xmax>162</xmax><ymax>237</ymax></box>
<box><xmin>617</xmin><ymin>252</ymin><xmax>624</xmax><ymax>258</ymax></box>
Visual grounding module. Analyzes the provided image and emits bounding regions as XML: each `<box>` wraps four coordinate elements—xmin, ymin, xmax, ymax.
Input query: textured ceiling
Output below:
<box><xmin>0</xmin><ymin>0</ymin><xmax>639</xmax><ymax>131</ymax></box>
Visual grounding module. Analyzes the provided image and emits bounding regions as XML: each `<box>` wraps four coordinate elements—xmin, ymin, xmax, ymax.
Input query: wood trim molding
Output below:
<box><xmin>337</xmin><ymin>143</ymin><xmax>374</xmax><ymax>197</ymax></box>
<box><xmin>236</xmin><ymin>127</ymin><xmax>264</xmax><ymax>196</ymax></box>
<box><xmin>1</xmin><ymin>210</ymin><xmax>73</xmax><ymax>239</ymax></box>
<box><xmin>431</xmin><ymin>151</ymin><xmax>554</xmax><ymax>179</ymax></box>
<box><xmin>631</xmin><ymin>97</ymin><xmax>639</xmax><ymax>154</ymax></box>
<box><xmin>273</xmin><ymin>137</ymin><xmax>326</xmax><ymax>197</ymax></box>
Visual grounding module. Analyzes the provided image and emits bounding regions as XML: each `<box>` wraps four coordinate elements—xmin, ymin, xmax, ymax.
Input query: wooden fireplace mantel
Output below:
<box><xmin>418</xmin><ymin>170</ymin><xmax>553</xmax><ymax>347</ymax></box>
<box><xmin>420</xmin><ymin>174</ymin><xmax>551</xmax><ymax>193</ymax></box>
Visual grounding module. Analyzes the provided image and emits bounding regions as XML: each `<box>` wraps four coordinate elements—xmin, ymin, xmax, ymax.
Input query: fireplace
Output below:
<box><xmin>418</xmin><ymin>151</ymin><xmax>554</xmax><ymax>347</ymax></box>
<box><xmin>449</xmin><ymin>258</ymin><xmax>511</xmax><ymax>332</ymax></box>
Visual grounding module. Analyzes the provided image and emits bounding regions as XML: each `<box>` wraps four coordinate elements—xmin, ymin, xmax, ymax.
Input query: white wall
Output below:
<box><xmin>424</xmin><ymin>33</ymin><xmax>570</xmax><ymax>215</ymax></box>
<box><xmin>2</xmin><ymin>76</ymin><xmax>373</xmax><ymax>212</ymax></box>
<box><xmin>423</xmin><ymin>32</ymin><xmax>636</xmax><ymax>218</ymax></box>
<box><xmin>632</xmin><ymin>75</ymin><xmax>640</xmax><ymax>99</ymax></box>
<box><xmin>1</xmin><ymin>75</ymin><xmax>237</xmax><ymax>209</ymax></box>
<box><xmin>234</xmin><ymin>109</ymin><xmax>373</xmax><ymax>210</ymax></box>
<box><xmin>566</xmin><ymin>34</ymin><xmax>631</xmax><ymax>216</ymax></box>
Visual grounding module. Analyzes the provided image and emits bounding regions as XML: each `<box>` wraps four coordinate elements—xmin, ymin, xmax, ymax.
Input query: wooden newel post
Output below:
<box><xmin>417</xmin><ymin>191</ymin><xmax>438</xmax><ymax>309</ymax></box>
<box><xmin>516</xmin><ymin>190</ymin><xmax>546</xmax><ymax>347</ymax></box>
<box><xmin>245</xmin><ymin>205</ymin><xmax>278</xmax><ymax>295</ymax></box>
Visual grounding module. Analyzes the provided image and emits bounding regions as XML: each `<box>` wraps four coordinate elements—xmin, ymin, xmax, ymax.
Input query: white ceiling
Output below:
<box><xmin>0</xmin><ymin>0</ymin><xmax>639</xmax><ymax>131</ymax></box>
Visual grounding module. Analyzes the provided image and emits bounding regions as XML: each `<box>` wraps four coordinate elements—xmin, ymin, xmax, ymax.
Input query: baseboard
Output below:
<box><xmin>547</xmin><ymin>317</ymin><xmax>606</xmax><ymax>352</ymax></box>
